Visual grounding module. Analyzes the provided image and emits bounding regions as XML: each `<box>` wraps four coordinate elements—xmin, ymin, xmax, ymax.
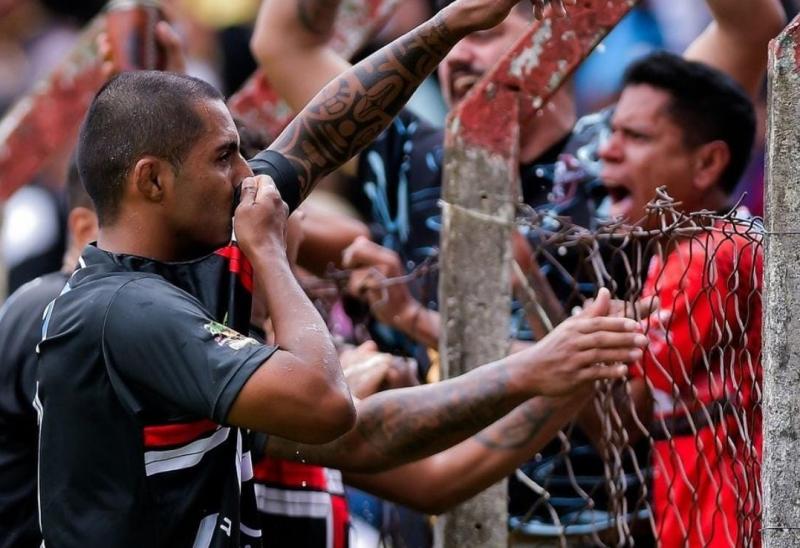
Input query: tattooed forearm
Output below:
<box><xmin>474</xmin><ymin>400</ymin><xmax>557</xmax><ymax>450</ymax></box>
<box><xmin>354</xmin><ymin>361</ymin><xmax>514</xmax><ymax>463</ymax></box>
<box><xmin>270</xmin><ymin>12</ymin><xmax>459</xmax><ymax>200</ymax></box>
<box><xmin>297</xmin><ymin>0</ymin><xmax>340</xmax><ymax>36</ymax></box>
<box><xmin>266</xmin><ymin>360</ymin><xmax>532</xmax><ymax>472</ymax></box>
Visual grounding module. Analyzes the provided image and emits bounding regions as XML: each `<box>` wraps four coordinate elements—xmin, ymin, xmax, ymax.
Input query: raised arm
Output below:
<box><xmin>684</xmin><ymin>0</ymin><xmax>786</xmax><ymax>98</ymax></box>
<box><xmin>264</xmin><ymin>0</ymin><xmax>563</xmax><ymax>201</ymax></box>
<box><xmin>251</xmin><ymin>0</ymin><xmax>350</xmax><ymax>113</ymax></box>
<box><xmin>266</xmin><ymin>289</ymin><xmax>647</xmax><ymax>472</ymax></box>
<box><xmin>250</xmin><ymin>0</ymin><xmax>575</xmax><ymax>113</ymax></box>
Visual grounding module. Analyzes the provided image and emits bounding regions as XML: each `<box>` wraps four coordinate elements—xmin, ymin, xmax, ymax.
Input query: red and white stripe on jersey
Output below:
<box><xmin>254</xmin><ymin>458</ymin><xmax>349</xmax><ymax>548</ymax></box>
<box><xmin>142</xmin><ymin>420</ymin><xmax>230</xmax><ymax>477</ymax></box>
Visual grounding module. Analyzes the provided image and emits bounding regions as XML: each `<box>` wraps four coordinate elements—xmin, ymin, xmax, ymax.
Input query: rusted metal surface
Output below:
<box><xmin>454</xmin><ymin>0</ymin><xmax>638</xmax><ymax>151</ymax></box>
<box><xmin>437</xmin><ymin>2</ymin><xmax>639</xmax><ymax>546</ymax></box>
<box><xmin>763</xmin><ymin>12</ymin><xmax>800</xmax><ymax>548</ymax></box>
<box><xmin>228</xmin><ymin>0</ymin><xmax>398</xmax><ymax>143</ymax></box>
<box><xmin>0</xmin><ymin>15</ymin><xmax>106</xmax><ymax>200</ymax></box>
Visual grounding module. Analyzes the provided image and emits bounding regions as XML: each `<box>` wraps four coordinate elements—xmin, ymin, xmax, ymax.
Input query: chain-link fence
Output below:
<box><xmin>508</xmin><ymin>189</ymin><xmax>763</xmax><ymax>547</ymax></box>
<box><xmin>308</xmin><ymin>187</ymin><xmax>763</xmax><ymax>547</ymax></box>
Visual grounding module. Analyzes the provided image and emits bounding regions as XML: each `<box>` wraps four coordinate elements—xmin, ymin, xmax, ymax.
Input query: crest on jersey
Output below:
<box><xmin>204</xmin><ymin>321</ymin><xmax>258</xmax><ymax>351</ymax></box>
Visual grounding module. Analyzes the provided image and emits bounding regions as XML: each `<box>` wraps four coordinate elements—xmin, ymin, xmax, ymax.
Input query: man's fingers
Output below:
<box><xmin>582</xmin><ymin>287</ymin><xmax>611</xmax><ymax>318</ymax></box>
<box><xmin>239</xmin><ymin>178</ymin><xmax>258</xmax><ymax>203</ymax></box>
<box><xmin>635</xmin><ymin>296</ymin><xmax>660</xmax><ymax>319</ymax></box>
<box><xmin>578</xmin><ymin>363</ymin><xmax>629</xmax><ymax>383</ymax></box>
<box><xmin>356</xmin><ymin>340</ymin><xmax>378</xmax><ymax>353</ymax></box>
<box><xmin>578</xmin><ymin>346</ymin><xmax>643</xmax><ymax>366</ymax></box>
<box><xmin>342</xmin><ymin>237</ymin><xmax>402</xmax><ymax>275</ymax></box>
<box><xmin>155</xmin><ymin>20</ymin><xmax>187</xmax><ymax>73</ymax></box>
<box><xmin>342</xmin><ymin>236</ymin><xmax>375</xmax><ymax>269</ymax></box>
<box><xmin>575</xmin><ymin>316</ymin><xmax>641</xmax><ymax>334</ymax></box>
<box><xmin>575</xmin><ymin>332</ymin><xmax>648</xmax><ymax>351</ymax></box>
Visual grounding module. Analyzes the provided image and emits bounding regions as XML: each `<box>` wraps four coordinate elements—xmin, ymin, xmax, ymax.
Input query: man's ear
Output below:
<box><xmin>692</xmin><ymin>140</ymin><xmax>731</xmax><ymax>192</ymax></box>
<box><xmin>131</xmin><ymin>156</ymin><xmax>173</xmax><ymax>203</ymax></box>
<box><xmin>67</xmin><ymin>207</ymin><xmax>99</xmax><ymax>249</ymax></box>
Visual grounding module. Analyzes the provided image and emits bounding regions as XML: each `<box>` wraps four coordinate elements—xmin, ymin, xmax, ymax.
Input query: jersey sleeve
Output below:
<box><xmin>102</xmin><ymin>277</ymin><xmax>277</xmax><ymax>424</ymax></box>
<box><xmin>248</xmin><ymin>149</ymin><xmax>302</xmax><ymax>213</ymax></box>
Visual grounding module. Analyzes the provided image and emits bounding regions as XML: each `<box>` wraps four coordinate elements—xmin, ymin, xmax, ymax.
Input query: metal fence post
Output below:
<box><xmin>436</xmin><ymin>3</ymin><xmax>637</xmax><ymax>546</ymax></box>
<box><xmin>763</xmin><ymin>13</ymin><xmax>800</xmax><ymax>548</ymax></box>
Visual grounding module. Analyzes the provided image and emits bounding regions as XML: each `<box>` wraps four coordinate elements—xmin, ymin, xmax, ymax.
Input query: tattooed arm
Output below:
<box><xmin>343</xmin><ymin>392</ymin><xmax>585</xmax><ymax>514</ymax></box>
<box><xmin>262</xmin><ymin>0</ymin><xmax>545</xmax><ymax>201</ymax></box>
<box><xmin>265</xmin><ymin>289</ymin><xmax>646</xmax><ymax>472</ymax></box>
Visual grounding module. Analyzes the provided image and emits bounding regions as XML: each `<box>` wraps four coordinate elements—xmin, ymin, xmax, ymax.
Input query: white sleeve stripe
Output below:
<box><xmin>144</xmin><ymin>427</ymin><xmax>230</xmax><ymax>476</ymax></box>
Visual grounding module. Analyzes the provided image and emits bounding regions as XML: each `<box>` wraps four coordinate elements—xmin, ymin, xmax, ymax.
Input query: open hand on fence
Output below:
<box><xmin>516</xmin><ymin>288</ymin><xmax>647</xmax><ymax>396</ymax></box>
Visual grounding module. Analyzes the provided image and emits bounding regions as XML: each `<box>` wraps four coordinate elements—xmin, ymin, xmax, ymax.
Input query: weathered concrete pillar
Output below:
<box><xmin>436</xmin><ymin>2</ymin><xmax>638</xmax><ymax>546</ymax></box>
<box><xmin>436</xmin><ymin>87</ymin><xmax>520</xmax><ymax>548</ymax></box>
<box><xmin>763</xmin><ymin>14</ymin><xmax>800</xmax><ymax>548</ymax></box>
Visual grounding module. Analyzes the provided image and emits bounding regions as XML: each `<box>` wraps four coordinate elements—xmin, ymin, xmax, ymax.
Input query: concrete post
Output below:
<box><xmin>763</xmin><ymin>14</ymin><xmax>800</xmax><ymax>548</ymax></box>
<box><xmin>436</xmin><ymin>2</ymin><xmax>637</xmax><ymax>546</ymax></box>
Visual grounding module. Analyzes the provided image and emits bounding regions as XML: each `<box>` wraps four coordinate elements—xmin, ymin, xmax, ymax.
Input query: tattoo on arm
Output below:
<box><xmin>267</xmin><ymin>362</ymin><xmax>529</xmax><ymax>471</ymax></box>
<box><xmin>474</xmin><ymin>400</ymin><xmax>557</xmax><ymax>450</ymax></box>
<box><xmin>297</xmin><ymin>0</ymin><xmax>340</xmax><ymax>36</ymax></box>
<box><xmin>354</xmin><ymin>362</ymin><xmax>513</xmax><ymax>461</ymax></box>
<box><xmin>271</xmin><ymin>12</ymin><xmax>458</xmax><ymax>201</ymax></box>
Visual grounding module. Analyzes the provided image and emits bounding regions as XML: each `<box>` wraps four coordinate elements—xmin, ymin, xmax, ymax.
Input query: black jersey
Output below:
<box><xmin>36</xmin><ymin>246</ymin><xmax>274</xmax><ymax>547</ymax></box>
<box><xmin>0</xmin><ymin>271</ymin><xmax>68</xmax><ymax>548</ymax></box>
<box><xmin>36</xmin><ymin>149</ymin><xmax>299</xmax><ymax>548</ymax></box>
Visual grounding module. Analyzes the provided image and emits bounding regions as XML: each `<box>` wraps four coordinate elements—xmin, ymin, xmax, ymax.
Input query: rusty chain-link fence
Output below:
<box><xmin>508</xmin><ymin>190</ymin><xmax>763</xmax><ymax>547</ymax></box>
<box><xmin>306</xmin><ymin>186</ymin><xmax>763</xmax><ymax>547</ymax></box>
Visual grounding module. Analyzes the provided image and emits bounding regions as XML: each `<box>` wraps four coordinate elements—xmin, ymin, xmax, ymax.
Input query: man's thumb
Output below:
<box><xmin>584</xmin><ymin>287</ymin><xmax>611</xmax><ymax>318</ymax></box>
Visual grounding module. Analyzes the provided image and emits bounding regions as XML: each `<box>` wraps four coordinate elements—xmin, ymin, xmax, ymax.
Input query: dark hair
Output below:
<box><xmin>622</xmin><ymin>51</ymin><xmax>755</xmax><ymax>194</ymax></box>
<box><xmin>77</xmin><ymin>71</ymin><xmax>224</xmax><ymax>225</ymax></box>
<box><xmin>66</xmin><ymin>152</ymin><xmax>93</xmax><ymax>211</ymax></box>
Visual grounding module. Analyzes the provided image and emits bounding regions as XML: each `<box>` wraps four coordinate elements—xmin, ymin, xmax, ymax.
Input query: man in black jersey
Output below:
<box><xmin>36</xmin><ymin>71</ymin><xmax>356</xmax><ymax>547</ymax></box>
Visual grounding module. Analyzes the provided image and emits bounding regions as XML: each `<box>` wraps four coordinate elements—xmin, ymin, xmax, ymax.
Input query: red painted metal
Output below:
<box><xmin>0</xmin><ymin>16</ymin><xmax>106</xmax><ymax>200</ymax></box>
<box><xmin>452</xmin><ymin>0</ymin><xmax>639</xmax><ymax>150</ymax></box>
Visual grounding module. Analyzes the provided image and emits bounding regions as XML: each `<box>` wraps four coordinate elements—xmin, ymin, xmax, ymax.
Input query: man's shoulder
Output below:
<box><xmin>48</xmin><ymin>269</ymin><xmax>196</xmax><ymax>332</ymax></box>
<box><xmin>0</xmin><ymin>271</ymin><xmax>68</xmax><ymax>325</ymax></box>
<box><xmin>104</xmin><ymin>275</ymin><xmax>204</xmax><ymax>312</ymax></box>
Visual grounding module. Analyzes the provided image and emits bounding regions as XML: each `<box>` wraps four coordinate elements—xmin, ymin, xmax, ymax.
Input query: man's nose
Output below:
<box><xmin>447</xmin><ymin>39</ymin><xmax>477</xmax><ymax>65</ymax></box>
<box><xmin>598</xmin><ymin>132</ymin><xmax>622</xmax><ymax>163</ymax></box>
<box><xmin>233</xmin><ymin>154</ymin><xmax>254</xmax><ymax>184</ymax></box>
